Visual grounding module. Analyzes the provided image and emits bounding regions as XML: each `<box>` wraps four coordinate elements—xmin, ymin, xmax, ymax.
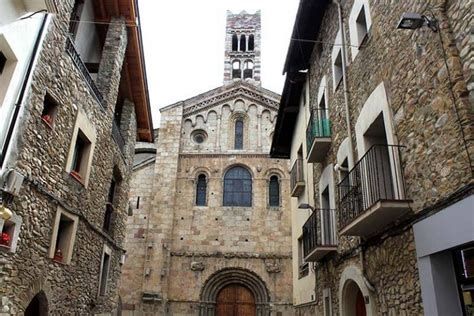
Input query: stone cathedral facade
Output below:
<box><xmin>119</xmin><ymin>11</ymin><xmax>294</xmax><ymax>316</ymax></box>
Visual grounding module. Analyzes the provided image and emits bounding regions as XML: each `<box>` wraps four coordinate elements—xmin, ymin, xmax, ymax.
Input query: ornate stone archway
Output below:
<box><xmin>199</xmin><ymin>268</ymin><xmax>270</xmax><ymax>316</ymax></box>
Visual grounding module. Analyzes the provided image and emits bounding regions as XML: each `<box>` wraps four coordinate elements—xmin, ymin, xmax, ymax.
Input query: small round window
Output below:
<box><xmin>191</xmin><ymin>130</ymin><xmax>207</xmax><ymax>144</ymax></box>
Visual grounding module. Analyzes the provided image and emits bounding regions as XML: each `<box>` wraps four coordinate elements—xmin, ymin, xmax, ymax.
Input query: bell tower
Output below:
<box><xmin>223</xmin><ymin>10</ymin><xmax>261</xmax><ymax>86</ymax></box>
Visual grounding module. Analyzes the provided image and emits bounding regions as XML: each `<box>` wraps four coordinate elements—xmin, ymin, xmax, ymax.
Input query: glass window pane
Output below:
<box><xmin>223</xmin><ymin>166</ymin><xmax>252</xmax><ymax>206</ymax></box>
<box><xmin>235</xmin><ymin>120</ymin><xmax>244</xmax><ymax>149</ymax></box>
<box><xmin>269</xmin><ymin>176</ymin><xmax>279</xmax><ymax>207</ymax></box>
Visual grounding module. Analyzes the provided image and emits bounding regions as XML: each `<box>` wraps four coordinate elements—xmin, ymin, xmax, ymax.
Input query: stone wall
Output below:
<box><xmin>120</xmin><ymin>82</ymin><xmax>293</xmax><ymax>315</ymax></box>
<box><xmin>291</xmin><ymin>0</ymin><xmax>472</xmax><ymax>315</ymax></box>
<box><xmin>0</xmin><ymin>1</ymin><xmax>139</xmax><ymax>314</ymax></box>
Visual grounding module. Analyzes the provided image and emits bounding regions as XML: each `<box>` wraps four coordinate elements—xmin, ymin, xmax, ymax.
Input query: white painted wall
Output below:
<box><xmin>0</xmin><ymin>13</ymin><xmax>48</xmax><ymax>172</ymax></box>
<box><xmin>289</xmin><ymin>77</ymin><xmax>317</xmax><ymax>305</ymax></box>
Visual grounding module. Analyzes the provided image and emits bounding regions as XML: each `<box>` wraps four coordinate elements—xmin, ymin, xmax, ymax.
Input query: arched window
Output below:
<box><xmin>243</xmin><ymin>60</ymin><xmax>254</xmax><ymax>79</ymax></box>
<box><xmin>232</xmin><ymin>33</ymin><xmax>238</xmax><ymax>51</ymax></box>
<box><xmin>248</xmin><ymin>34</ymin><xmax>254</xmax><ymax>51</ymax></box>
<box><xmin>269</xmin><ymin>175</ymin><xmax>280</xmax><ymax>207</ymax></box>
<box><xmin>196</xmin><ymin>174</ymin><xmax>207</xmax><ymax>206</ymax></box>
<box><xmin>232</xmin><ymin>60</ymin><xmax>241</xmax><ymax>79</ymax></box>
<box><xmin>223</xmin><ymin>166</ymin><xmax>252</xmax><ymax>206</ymax></box>
<box><xmin>234</xmin><ymin>119</ymin><xmax>244</xmax><ymax>149</ymax></box>
<box><xmin>240</xmin><ymin>34</ymin><xmax>246</xmax><ymax>52</ymax></box>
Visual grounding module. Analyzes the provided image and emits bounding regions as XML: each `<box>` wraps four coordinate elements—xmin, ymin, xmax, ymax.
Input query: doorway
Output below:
<box><xmin>216</xmin><ymin>284</ymin><xmax>256</xmax><ymax>316</ymax></box>
<box><xmin>24</xmin><ymin>291</ymin><xmax>48</xmax><ymax>316</ymax></box>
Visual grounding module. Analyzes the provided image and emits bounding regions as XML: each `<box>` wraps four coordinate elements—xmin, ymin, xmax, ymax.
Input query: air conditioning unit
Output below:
<box><xmin>2</xmin><ymin>170</ymin><xmax>24</xmax><ymax>196</ymax></box>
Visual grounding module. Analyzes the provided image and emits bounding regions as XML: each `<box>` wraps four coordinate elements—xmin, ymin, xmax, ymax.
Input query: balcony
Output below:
<box><xmin>65</xmin><ymin>37</ymin><xmax>105</xmax><ymax>108</ymax></box>
<box><xmin>112</xmin><ymin>120</ymin><xmax>125</xmax><ymax>155</ymax></box>
<box><xmin>338</xmin><ymin>144</ymin><xmax>411</xmax><ymax>237</ymax></box>
<box><xmin>290</xmin><ymin>159</ymin><xmax>305</xmax><ymax>197</ymax></box>
<box><xmin>303</xmin><ymin>209</ymin><xmax>337</xmax><ymax>262</ymax></box>
<box><xmin>306</xmin><ymin>109</ymin><xmax>331</xmax><ymax>163</ymax></box>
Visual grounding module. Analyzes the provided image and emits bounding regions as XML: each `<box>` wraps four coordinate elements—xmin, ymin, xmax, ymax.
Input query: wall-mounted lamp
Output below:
<box><xmin>397</xmin><ymin>12</ymin><xmax>438</xmax><ymax>32</ymax></box>
<box><xmin>0</xmin><ymin>205</ymin><xmax>12</xmax><ymax>221</ymax></box>
<box><xmin>298</xmin><ymin>203</ymin><xmax>315</xmax><ymax>211</ymax></box>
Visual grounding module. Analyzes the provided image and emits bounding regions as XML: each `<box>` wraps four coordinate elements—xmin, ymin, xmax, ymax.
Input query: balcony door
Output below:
<box><xmin>362</xmin><ymin>114</ymin><xmax>395</xmax><ymax>204</ymax></box>
<box><xmin>216</xmin><ymin>284</ymin><xmax>256</xmax><ymax>316</ymax></box>
<box><xmin>321</xmin><ymin>187</ymin><xmax>335</xmax><ymax>246</ymax></box>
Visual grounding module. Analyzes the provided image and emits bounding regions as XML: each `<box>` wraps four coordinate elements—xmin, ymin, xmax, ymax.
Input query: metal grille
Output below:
<box><xmin>338</xmin><ymin>144</ymin><xmax>408</xmax><ymax>230</ymax></box>
<box><xmin>112</xmin><ymin>120</ymin><xmax>125</xmax><ymax>154</ymax></box>
<box><xmin>290</xmin><ymin>159</ymin><xmax>304</xmax><ymax>192</ymax></box>
<box><xmin>302</xmin><ymin>209</ymin><xmax>336</xmax><ymax>258</ymax></box>
<box><xmin>65</xmin><ymin>37</ymin><xmax>105</xmax><ymax>107</ymax></box>
<box><xmin>306</xmin><ymin>108</ymin><xmax>331</xmax><ymax>154</ymax></box>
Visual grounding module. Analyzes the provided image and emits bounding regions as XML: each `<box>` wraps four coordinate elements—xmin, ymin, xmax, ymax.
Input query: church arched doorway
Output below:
<box><xmin>199</xmin><ymin>268</ymin><xmax>270</xmax><ymax>316</ymax></box>
<box><xmin>216</xmin><ymin>284</ymin><xmax>256</xmax><ymax>316</ymax></box>
<box><xmin>24</xmin><ymin>291</ymin><xmax>48</xmax><ymax>316</ymax></box>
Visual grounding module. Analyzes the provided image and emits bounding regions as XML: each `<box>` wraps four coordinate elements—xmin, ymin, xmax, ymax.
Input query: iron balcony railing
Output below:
<box><xmin>65</xmin><ymin>37</ymin><xmax>105</xmax><ymax>108</ymax></box>
<box><xmin>306</xmin><ymin>109</ymin><xmax>331</xmax><ymax>155</ymax></box>
<box><xmin>302</xmin><ymin>209</ymin><xmax>337</xmax><ymax>259</ymax></box>
<box><xmin>290</xmin><ymin>159</ymin><xmax>304</xmax><ymax>193</ymax></box>
<box><xmin>112</xmin><ymin>120</ymin><xmax>125</xmax><ymax>154</ymax></box>
<box><xmin>337</xmin><ymin>144</ymin><xmax>408</xmax><ymax>230</ymax></box>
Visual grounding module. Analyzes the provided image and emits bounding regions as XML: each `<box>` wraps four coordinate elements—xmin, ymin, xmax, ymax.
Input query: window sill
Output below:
<box><xmin>0</xmin><ymin>244</ymin><xmax>12</xmax><ymax>252</ymax></box>
<box><xmin>52</xmin><ymin>258</ymin><xmax>68</xmax><ymax>265</ymax></box>
<box><xmin>69</xmin><ymin>171</ymin><xmax>84</xmax><ymax>185</ymax></box>
<box><xmin>267</xmin><ymin>206</ymin><xmax>281</xmax><ymax>210</ymax></box>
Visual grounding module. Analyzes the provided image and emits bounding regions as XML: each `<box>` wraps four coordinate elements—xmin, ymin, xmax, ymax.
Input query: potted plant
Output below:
<box><xmin>0</xmin><ymin>232</ymin><xmax>11</xmax><ymax>247</ymax></box>
<box><xmin>53</xmin><ymin>248</ymin><xmax>63</xmax><ymax>262</ymax></box>
<box><xmin>41</xmin><ymin>114</ymin><xmax>54</xmax><ymax>127</ymax></box>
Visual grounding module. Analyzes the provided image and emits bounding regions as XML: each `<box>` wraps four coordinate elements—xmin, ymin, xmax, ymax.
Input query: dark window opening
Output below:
<box><xmin>136</xmin><ymin>196</ymin><xmax>140</xmax><ymax>209</ymax></box>
<box><xmin>108</xmin><ymin>178</ymin><xmax>116</xmax><ymax>204</ymax></box>
<box><xmin>103</xmin><ymin>204</ymin><xmax>113</xmax><ymax>233</ymax></box>
<box><xmin>53</xmin><ymin>215</ymin><xmax>74</xmax><ymax>263</ymax></box>
<box><xmin>99</xmin><ymin>252</ymin><xmax>110</xmax><ymax>296</ymax></box>
<box><xmin>68</xmin><ymin>0</ymin><xmax>85</xmax><ymax>39</ymax></box>
<box><xmin>453</xmin><ymin>244</ymin><xmax>474</xmax><ymax>315</ymax></box>
<box><xmin>0</xmin><ymin>51</ymin><xmax>6</xmax><ymax>75</ymax></box>
<box><xmin>41</xmin><ymin>93</ymin><xmax>59</xmax><ymax>127</ymax></box>
<box><xmin>240</xmin><ymin>35</ymin><xmax>246</xmax><ymax>52</ymax></box>
<box><xmin>85</xmin><ymin>62</ymin><xmax>100</xmax><ymax>74</ymax></box>
<box><xmin>356</xmin><ymin>7</ymin><xmax>369</xmax><ymax>46</ymax></box>
<box><xmin>196</xmin><ymin>174</ymin><xmax>207</xmax><ymax>206</ymax></box>
<box><xmin>248</xmin><ymin>35</ymin><xmax>254</xmax><ymax>51</ymax></box>
<box><xmin>232</xmin><ymin>60</ymin><xmax>241</xmax><ymax>79</ymax></box>
<box><xmin>334</xmin><ymin>50</ymin><xmax>343</xmax><ymax>88</ymax></box>
<box><xmin>243</xmin><ymin>60</ymin><xmax>254</xmax><ymax>79</ymax></box>
<box><xmin>269</xmin><ymin>176</ymin><xmax>280</xmax><ymax>207</ymax></box>
<box><xmin>223</xmin><ymin>166</ymin><xmax>252</xmax><ymax>207</ymax></box>
<box><xmin>234</xmin><ymin>119</ymin><xmax>244</xmax><ymax>149</ymax></box>
<box><xmin>70</xmin><ymin>130</ymin><xmax>91</xmax><ymax>181</ymax></box>
<box><xmin>232</xmin><ymin>33</ymin><xmax>238</xmax><ymax>51</ymax></box>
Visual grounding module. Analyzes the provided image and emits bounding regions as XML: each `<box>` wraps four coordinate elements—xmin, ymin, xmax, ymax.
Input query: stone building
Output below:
<box><xmin>271</xmin><ymin>0</ymin><xmax>473</xmax><ymax>315</ymax></box>
<box><xmin>0</xmin><ymin>0</ymin><xmax>153</xmax><ymax>314</ymax></box>
<box><xmin>120</xmin><ymin>11</ymin><xmax>294</xmax><ymax>316</ymax></box>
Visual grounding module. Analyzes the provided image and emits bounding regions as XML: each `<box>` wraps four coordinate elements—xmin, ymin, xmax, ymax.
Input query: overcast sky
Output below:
<box><xmin>137</xmin><ymin>0</ymin><xmax>299</xmax><ymax>126</ymax></box>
